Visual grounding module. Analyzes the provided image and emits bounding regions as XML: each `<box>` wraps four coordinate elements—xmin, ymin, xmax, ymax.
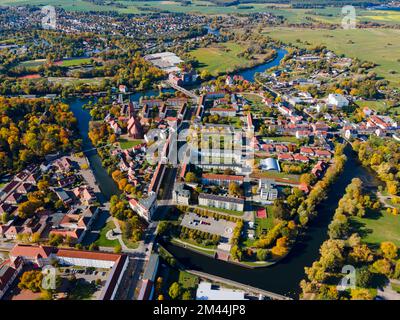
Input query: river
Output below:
<box><xmin>65</xmin><ymin>50</ymin><xmax>384</xmax><ymax>299</ymax></box>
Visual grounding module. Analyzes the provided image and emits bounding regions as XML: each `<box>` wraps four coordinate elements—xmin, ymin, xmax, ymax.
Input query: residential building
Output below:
<box><xmin>198</xmin><ymin>193</ymin><xmax>244</xmax><ymax>212</ymax></box>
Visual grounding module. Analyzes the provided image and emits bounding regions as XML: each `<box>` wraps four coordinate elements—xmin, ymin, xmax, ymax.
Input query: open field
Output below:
<box><xmin>60</xmin><ymin>58</ymin><xmax>92</xmax><ymax>67</ymax></box>
<box><xmin>18</xmin><ymin>59</ymin><xmax>46</xmax><ymax>68</ymax></box>
<box><xmin>264</xmin><ymin>27</ymin><xmax>400</xmax><ymax>87</ymax></box>
<box><xmin>190</xmin><ymin>42</ymin><xmax>275</xmax><ymax>76</ymax></box>
<box><xmin>350</xmin><ymin>210</ymin><xmax>400</xmax><ymax>248</ymax></box>
<box><xmin>355</xmin><ymin>100</ymin><xmax>400</xmax><ymax>116</ymax></box>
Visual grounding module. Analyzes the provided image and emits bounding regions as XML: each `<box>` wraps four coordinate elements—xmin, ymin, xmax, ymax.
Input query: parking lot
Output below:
<box><xmin>181</xmin><ymin>212</ymin><xmax>236</xmax><ymax>241</ymax></box>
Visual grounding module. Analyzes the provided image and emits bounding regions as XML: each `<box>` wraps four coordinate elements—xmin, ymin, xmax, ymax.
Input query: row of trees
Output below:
<box><xmin>301</xmin><ymin>178</ymin><xmax>400</xmax><ymax>300</ymax></box>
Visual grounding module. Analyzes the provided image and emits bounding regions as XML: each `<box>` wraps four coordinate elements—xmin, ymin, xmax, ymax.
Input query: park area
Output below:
<box><xmin>351</xmin><ymin>209</ymin><xmax>400</xmax><ymax>248</ymax></box>
<box><xmin>264</xmin><ymin>27</ymin><xmax>400</xmax><ymax>87</ymax></box>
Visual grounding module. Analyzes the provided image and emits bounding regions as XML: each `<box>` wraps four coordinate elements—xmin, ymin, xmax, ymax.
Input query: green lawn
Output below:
<box><xmin>264</xmin><ymin>27</ymin><xmax>400</xmax><ymax>87</ymax></box>
<box><xmin>251</xmin><ymin>170</ymin><xmax>300</xmax><ymax>182</ymax></box>
<box><xmin>178</xmin><ymin>271</ymin><xmax>199</xmax><ymax>289</ymax></box>
<box><xmin>95</xmin><ymin>220</ymin><xmax>119</xmax><ymax>248</ymax></box>
<box><xmin>61</xmin><ymin>58</ymin><xmax>92</xmax><ymax>67</ymax></box>
<box><xmin>350</xmin><ymin>210</ymin><xmax>400</xmax><ymax>247</ymax></box>
<box><xmin>263</xmin><ymin>136</ymin><xmax>299</xmax><ymax>143</ymax></box>
<box><xmin>355</xmin><ymin>100</ymin><xmax>400</xmax><ymax>116</ymax></box>
<box><xmin>18</xmin><ymin>59</ymin><xmax>46</xmax><ymax>68</ymax></box>
<box><xmin>118</xmin><ymin>138</ymin><xmax>143</xmax><ymax>150</ymax></box>
<box><xmin>198</xmin><ymin>205</ymin><xmax>244</xmax><ymax>217</ymax></box>
<box><xmin>171</xmin><ymin>238</ymin><xmax>216</xmax><ymax>255</ymax></box>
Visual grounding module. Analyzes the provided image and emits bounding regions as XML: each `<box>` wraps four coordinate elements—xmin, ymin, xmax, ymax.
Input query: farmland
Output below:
<box><xmin>2</xmin><ymin>0</ymin><xmax>399</xmax><ymax>24</ymax></box>
<box><xmin>264</xmin><ymin>27</ymin><xmax>400</xmax><ymax>87</ymax></box>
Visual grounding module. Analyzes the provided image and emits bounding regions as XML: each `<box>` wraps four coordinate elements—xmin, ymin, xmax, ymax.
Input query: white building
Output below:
<box><xmin>196</xmin><ymin>282</ymin><xmax>248</xmax><ymax>300</ymax></box>
<box><xmin>327</xmin><ymin>93</ymin><xmax>349</xmax><ymax>108</ymax></box>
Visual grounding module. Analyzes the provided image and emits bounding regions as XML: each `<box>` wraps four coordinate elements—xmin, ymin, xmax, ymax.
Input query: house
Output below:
<box><xmin>201</xmin><ymin>173</ymin><xmax>244</xmax><ymax>187</ymax></box>
<box><xmin>314</xmin><ymin>149</ymin><xmax>331</xmax><ymax>159</ymax></box>
<box><xmin>54</xmin><ymin>157</ymin><xmax>73</xmax><ymax>173</ymax></box>
<box><xmin>198</xmin><ymin>193</ymin><xmax>244</xmax><ymax>212</ymax></box>
<box><xmin>258</xmin><ymin>179</ymin><xmax>278</xmax><ymax>202</ymax></box>
<box><xmin>172</xmin><ymin>184</ymin><xmax>191</xmax><ymax>205</ymax></box>
<box><xmin>293</xmin><ymin>154</ymin><xmax>309</xmax><ymax>163</ymax></box>
<box><xmin>129</xmin><ymin>192</ymin><xmax>157</xmax><ymax>222</ymax></box>
<box><xmin>54</xmin><ymin>188</ymin><xmax>73</xmax><ymax>206</ymax></box>
<box><xmin>72</xmin><ymin>186</ymin><xmax>96</xmax><ymax>205</ymax></box>
<box><xmin>327</xmin><ymin>93</ymin><xmax>349</xmax><ymax>108</ymax></box>
<box><xmin>312</xmin><ymin>161</ymin><xmax>329</xmax><ymax>178</ymax></box>
<box><xmin>300</xmin><ymin>147</ymin><xmax>315</xmax><ymax>157</ymax></box>
<box><xmin>278</xmin><ymin>153</ymin><xmax>294</xmax><ymax>162</ymax></box>
<box><xmin>0</xmin><ymin>257</ymin><xmax>23</xmax><ymax>299</ymax></box>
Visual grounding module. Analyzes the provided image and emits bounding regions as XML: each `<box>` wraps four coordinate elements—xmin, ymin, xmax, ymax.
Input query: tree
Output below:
<box><xmin>356</xmin><ymin>266</ymin><xmax>373</xmax><ymax>288</ymax></box>
<box><xmin>256</xmin><ymin>249</ymin><xmax>268</xmax><ymax>261</ymax></box>
<box><xmin>114</xmin><ymin>244</ymin><xmax>122</xmax><ymax>254</ymax></box>
<box><xmin>272</xmin><ymin>199</ymin><xmax>289</xmax><ymax>220</ymax></box>
<box><xmin>319</xmin><ymin>239</ymin><xmax>345</xmax><ymax>272</ymax></box>
<box><xmin>18</xmin><ymin>270</ymin><xmax>43</xmax><ymax>293</ymax></box>
<box><xmin>182</xmin><ymin>290</ymin><xmax>192</xmax><ymax>300</ymax></box>
<box><xmin>228</xmin><ymin>182</ymin><xmax>242</xmax><ymax>197</ymax></box>
<box><xmin>168</xmin><ymin>282</ymin><xmax>181</xmax><ymax>300</ymax></box>
<box><xmin>372</xmin><ymin>259</ymin><xmax>392</xmax><ymax>276</ymax></box>
<box><xmin>381</xmin><ymin>242</ymin><xmax>398</xmax><ymax>260</ymax></box>
<box><xmin>185</xmin><ymin>172</ymin><xmax>198</xmax><ymax>183</ymax></box>
<box><xmin>157</xmin><ymin>221</ymin><xmax>170</xmax><ymax>236</ymax></box>
<box><xmin>350</xmin><ymin>288</ymin><xmax>374</xmax><ymax>300</ymax></box>
<box><xmin>349</xmin><ymin>244</ymin><xmax>374</xmax><ymax>264</ymax></box>
<box><xmin>31</xmin><ymin>232</ymin><xmax>41</xmax><ymax>243</ymax></box>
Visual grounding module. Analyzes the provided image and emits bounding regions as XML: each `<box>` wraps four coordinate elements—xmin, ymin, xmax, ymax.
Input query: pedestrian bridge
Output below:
<box><xmin>164</xmin><ymin>80</ymin><xmax>200</xmax><ymax>103</ymax></box>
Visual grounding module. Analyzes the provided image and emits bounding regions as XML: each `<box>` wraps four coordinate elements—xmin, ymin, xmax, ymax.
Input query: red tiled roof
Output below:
<box><xmin>10</xmin><ymin>245</ymin><xmax>55</xmax><ymax>259</ymax></box>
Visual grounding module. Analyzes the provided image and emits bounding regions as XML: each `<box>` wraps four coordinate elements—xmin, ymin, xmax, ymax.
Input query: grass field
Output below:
<box><xmin>118</xmin><ymin>138</ymin><xmax>143</xmax><ymax>150</ymax></box>
<box><xmin>355</xmin><ymin>100</ymin><xmax>400</xmax><ymax>115</ymax></box>
<box><xmin>198</xmin><ymin>205</ymin><xmax>244</xmax><ymax>216</ymax></box>
<box><xmin>190</xmin><ymin>42</ymin><xmax>277</xmax><ymax>76</ymax></box>
<box><xmin>95</xmin><ymin>220</ymin><xmax>119</xmax><ymax>248</ymax></box>
<box><xmin>18</xmin><ymin>59</ymin><xmax>46</xmax><ymax>68</ymax></box>
<box><xmin>61</xmin><ymin>57</ymin><xmax>92</xmax><ymax>67</ymax></box>
<box><xmin>350</xmin><ymin>210</ymin><xmax>400</xmax><ymax>248</ymax></box>
<box><xmin>190</xmin><ymin>42</ymin><xmax>251</xmax><ymax>76</ymax></box>
<box><xmin>264</xmin><ymin>27</ymin><xmax>400</xmax><ymax>87</ymax></box>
